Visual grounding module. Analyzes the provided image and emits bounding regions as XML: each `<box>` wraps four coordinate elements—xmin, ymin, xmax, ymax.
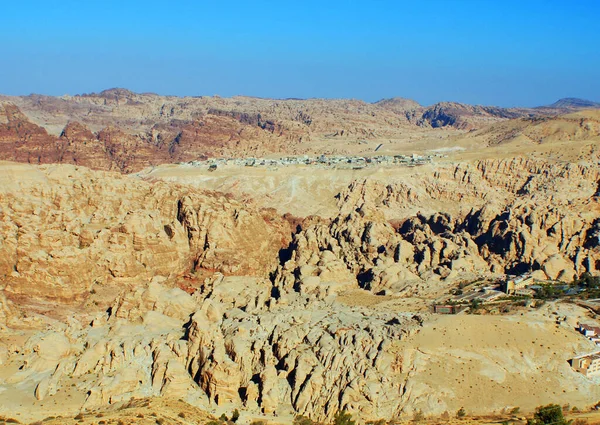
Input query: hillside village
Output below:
<box><xmin>183</xmin><ymin>153</ymin><xmax>439</xmax><ymax>171</ymax></box>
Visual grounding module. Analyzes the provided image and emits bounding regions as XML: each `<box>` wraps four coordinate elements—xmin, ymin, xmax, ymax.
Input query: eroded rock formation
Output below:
<box><xmin>0</xmin><ymin>163</ymin><xmax>290</xmax><ymax>302</ymax></box>
<box><xmin>1</xmin><ymin>154</ymin><xmax>600</xmax><ymax>422</ymax></box>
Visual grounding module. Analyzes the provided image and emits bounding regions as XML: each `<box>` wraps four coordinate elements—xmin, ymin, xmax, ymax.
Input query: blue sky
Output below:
<box><xmin>1</xmin><ymin>0</ymin><xmax>598</xmax><ymax>106</ymax></box>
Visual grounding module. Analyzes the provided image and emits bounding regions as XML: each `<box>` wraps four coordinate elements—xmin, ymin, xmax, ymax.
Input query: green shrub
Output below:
<box><xmin>294</xmin><ymin>415</ymin><xmax>315</xmax><ymax>425</ymax></box>
<box><xmin>527</xmin><ymin>404</ymin><xmax>571</xmax><ymax>425</ymax></box>
<box><xmin>334</xmin><ymin>410</ymin><xmax>355</xmax><ymax>425</ymax></box>
<box><xmin>231</xmin><ymin>409</ymin><xmax>240</xmax><ymax>423</ymax></box>
<box><xmin>456</xmin><ymin>407</ymin><xmax>466</xmax><ymax>418</ymax></box>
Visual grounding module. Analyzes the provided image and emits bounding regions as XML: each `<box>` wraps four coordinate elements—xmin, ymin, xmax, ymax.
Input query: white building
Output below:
<box><xmin>572</xmin><ymin>352</ymin><xmax>600</xmax><ymax>377</ymax></box>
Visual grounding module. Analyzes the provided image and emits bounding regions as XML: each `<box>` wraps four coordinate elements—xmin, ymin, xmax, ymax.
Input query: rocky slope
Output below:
<box><xmin>3</xmin><ymin>272</ymin><xmax>597</xmax><ymax>423</ymax></box>
<box><xmin>546</xmin><ymin>98</ymin><xmax>600</xmax><ymax>109</ymax></box>
<box><xmin>1</xmin><ymin>151</ymin><xmax>600</xmax><ymax>422</ymax></box>
<box><xmin>0</xmin><ymin>102</ymin><xmax>299</xmax><ymax>172</ymax></box>
<box><xmin>273</xmin><ymin>157</ymin><xmax>600</xmax><ymax>297</ymax></box>
<box><xmin>462</xmin><ymin>110</ymin><xmax>600</xmax><ymax>148</ymax></box>
<box><xmin>1</xmin><ymin>90</ymin><xmax>596</xmax><ymax>172</ymax></box>
<box><xmin>0</xmin><ymin>162</ymin><xmax>291</xmax><ymax>303</ymax></box>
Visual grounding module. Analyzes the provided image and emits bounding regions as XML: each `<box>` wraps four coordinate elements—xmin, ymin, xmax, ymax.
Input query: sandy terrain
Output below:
<box><xmin>0</xmin><ymin>107</ymin><xmax>599</xmax><ymax>424</ymax></box>
<box><xmin>397</xmin><ymin>302</ymin><xmax>600</xmax><ymax>415</ymax></box>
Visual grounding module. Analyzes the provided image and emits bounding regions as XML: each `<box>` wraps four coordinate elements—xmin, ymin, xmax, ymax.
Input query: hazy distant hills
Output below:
<box><xmin>0</xmin><ymin>88</ymin><xmax>599</xmax><ymax>172</ymax></box>
<box><xmin>374</xmin><ymin>96</ymin><xmax>599</xmax><ymax>130</ymax></box>
<box><xmin>544</xmin><ymin>97</ymin><xmax>600</xmax><ymax>109</ymax></box>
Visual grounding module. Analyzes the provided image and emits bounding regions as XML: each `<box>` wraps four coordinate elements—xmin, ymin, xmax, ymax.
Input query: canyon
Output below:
<box><xmin>0</xmin><ymin>91</ymin><xmax>600</xmax><ymax>424</ymax></box>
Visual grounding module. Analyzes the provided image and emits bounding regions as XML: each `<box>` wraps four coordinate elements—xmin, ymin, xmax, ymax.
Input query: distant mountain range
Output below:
<box><xmin>544</xmin><ymin>97</ymin><xmax>600</xmax><ymax>109</ymax></box>
<box><xmin>0</xmin><ymin>89</ymin><xmax>598</xmax><ymax>172</ymax></box>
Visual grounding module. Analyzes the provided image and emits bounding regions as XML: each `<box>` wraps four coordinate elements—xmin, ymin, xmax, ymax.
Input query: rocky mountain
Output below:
<box><xmin>1</xmin><ymin>89</ymin><xmax>600</xmax><ymax>422</ymax></box>
<box><xmin>1</xmin><ymin>151</ymin><xmax>600</xmax><ymax>421</ymax></box>
<box><xmin>545</xmin><ymin>97</ymin><xmax>600</xmax><ymax>109</ymax></box>
<box><xmin>414</xmin><ymin>102</ymin><xmax>530</xmax><ymax>130</ymax></box>
<box><xmin>0</xmin><ymin>90</ymin><xmax>592</xmax><ymax>173</ymax></box>
<box><xmin>462</xmin><ymin>109</ymin><xmax>600</xmax><ymax>148</ymax></box>
<box><xmin>373</xmin><ymin>97</ymin><xmax>421</xmax><ymax>112</ymax></box>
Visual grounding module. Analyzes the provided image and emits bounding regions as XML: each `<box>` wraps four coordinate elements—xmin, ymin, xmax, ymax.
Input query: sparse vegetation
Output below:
<box><xmin>294</xmin><ymin>415</ymin><xmax>315</xmax><ymax>425</ymax></box>
<box><xmin>334</xmin><ymin>410</ymin><xmax>355</xmax><ymax>425</ymax></box>
<box><xmin>469</xmin><ymin>298</ymin><xmax>482</xmax><ymax>312</ymax></box>
<box><xmin>527</xmin><ymin>404</ymin><xmax>572</xmax><ymax>425</ymax></box>
<box><xmin>456</xmin><ymin>407</ymin><xmax>466</xmax><ymax>419</ymax></box>
<box><xmin>534</xmin><ymin>284</ymin><xmax>566</xmax><ymax>301</ymax></box>
<box><xmin>412</xmin><ymin>409</ymin><xmax>425</xmax><ymax>423</ymax></box>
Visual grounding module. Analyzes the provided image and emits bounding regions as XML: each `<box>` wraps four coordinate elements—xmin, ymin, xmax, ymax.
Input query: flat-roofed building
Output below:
<box><xmin>502</xmin><ymin>274</ymin><xmax>534</xmax><ymax>294</ymax></box>
<box><xmin>433</xmin><ymin>304</ymin><xmax>467</xmax><ymax>314</ymax></box>
<box><xmin>572</xmin><ymin>352</ymin><xmax>600</xmax><ymax>377</ymax></box>
<box><xmin>578</xmin><ymin>323</ymin><xmax>600</xmax><ymax>337</ymax></box>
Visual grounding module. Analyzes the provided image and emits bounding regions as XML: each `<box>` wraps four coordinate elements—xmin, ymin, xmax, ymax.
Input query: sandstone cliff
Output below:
<box><xmin>1</xmin><ymin>155</ymin><xmax>600</xmax><ymax>422</ymax></box>
<box><xmin>0</xmin><ymin>163</ymin><xmax>290</xmax><ymax>302</ymax></box>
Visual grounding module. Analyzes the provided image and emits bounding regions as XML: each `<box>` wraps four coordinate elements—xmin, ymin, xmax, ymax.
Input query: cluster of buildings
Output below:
<box><xmin>571</xmin><ymin>324</ymin><xmax>600</xmax><ymax>377</ymax></box>
<box><xmin>182</xmin><ymin>153</ymin><xmax>439</xmax><ymax>170</ymax></box>
<box><xmin>432</xmin><ymin>273</ymin><xmax>542</xmax><ymax>315</ymax></box>
<box><xmin>433</xmin><ymin>285</ymin><xmax>506</xmax><ymax>314</ymax></box>
<box><xmin>578</xmin><ymin>323</ymin><xmax>600</xmax><ymax>346</ymax></box>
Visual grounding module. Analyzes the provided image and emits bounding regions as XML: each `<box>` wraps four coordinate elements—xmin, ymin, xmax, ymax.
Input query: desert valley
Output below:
<box><xmin>0</xmin><ymin>90</ymin><xmax>600</xmax><ymax>425</ymax></box>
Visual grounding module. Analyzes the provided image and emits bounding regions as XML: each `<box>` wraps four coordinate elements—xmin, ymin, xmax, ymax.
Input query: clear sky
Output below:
<box><xmin>1</xmin><ymin>0</ymin><xmax>599</xmax><ymax>106</ymax></box>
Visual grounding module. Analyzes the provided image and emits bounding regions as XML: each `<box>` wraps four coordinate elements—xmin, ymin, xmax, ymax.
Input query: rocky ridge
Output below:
<box><xmin>1</xmin><ymin>90</ymin><xmax>598</xmax><ymax>172</ymax></box>
<box><xmin>1</xmin><ymin>154</ymin><xmax>600</xmax><ymax>421</ymax></box>
<box><xmin>273</xmin><ymin>157</ymin><xmax>600</xmax><ymax>298</ymax></box>
<box><xmin>0</xmin><ymin>163</ymin><xmax>290</xmax><ymax>302</ymax></box>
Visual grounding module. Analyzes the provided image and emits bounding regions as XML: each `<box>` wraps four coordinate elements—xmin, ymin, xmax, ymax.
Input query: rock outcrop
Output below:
<box><xmin>273</xmin><ymin>157</ymin><xmax>600</xmax><ymax>294</ymax></box>
<box><xmin>2</xmin><ymin>90</ymin><xmax>595</xmax><ymax>172</ymax></box>
<box><xmin>0</xmin><ymin>163</ymin><xmax>290</xmax><ymax>302</ymax></box>
<box><xmin>1</xmin><ymin>153</ymin><xmax>600</xmax><ymax>422</ymax></box>
<box><xmin>9</xmin><ymin>278</ymin><xmax>421</xmax><ymax>421</ymax></box>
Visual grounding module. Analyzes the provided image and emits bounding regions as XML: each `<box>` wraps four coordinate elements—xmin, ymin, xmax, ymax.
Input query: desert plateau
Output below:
<box><xmin>0</xmin><ymin>89</ymin><xmax>599</xmax><ymax>425</ymax></box>
<box><xmin>2</xmin><ymin>1</ymin><xmax>600</xmax><ymax>424</ymax></box>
